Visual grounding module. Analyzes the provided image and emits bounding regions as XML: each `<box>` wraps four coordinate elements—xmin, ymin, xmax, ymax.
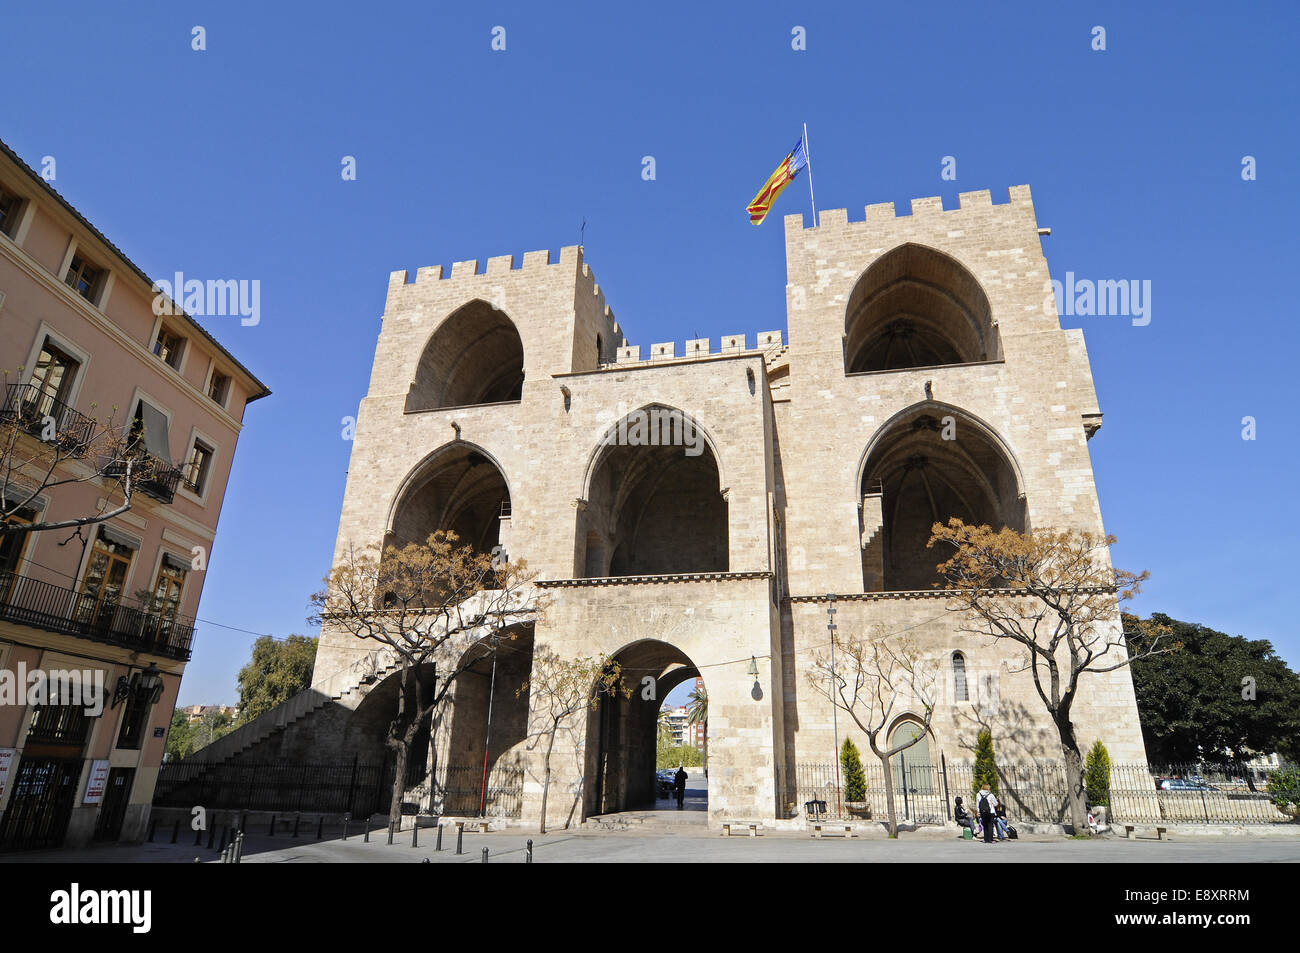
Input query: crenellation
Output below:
<box><xmin>485</xmin><ymin>254</ymin><xmax>514</xmax><ymax>275</ymax></box>
<box><xmin>910</xmin><ymin>195</ymin><xmax>944</xmax><ymax>216</ymax></box>
<box><xmin>450</xmin><ymin>259</ymin><xmax>479</xmax><ymax>279</ymax></box>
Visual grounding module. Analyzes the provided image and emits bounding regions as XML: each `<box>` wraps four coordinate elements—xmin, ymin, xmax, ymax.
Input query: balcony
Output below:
<box><xmin>0</xmin><ymin>570</ymin><xmax>195</xmax><ymax>661</ymax></box>
<box><xmin>0</xmin><ymin>382</ymin><xmax>97</xmax><ymax>455</ymax></box>
<box><xmin>104</xmin><ymin>455</ymin><xmax>183</xmax><ymax>504</ymax></box>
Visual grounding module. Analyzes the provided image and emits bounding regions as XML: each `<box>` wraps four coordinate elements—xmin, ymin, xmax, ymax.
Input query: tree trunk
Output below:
<box><xmin>878</xmin><ymin>754</ymin><xmax>899</xmax><ymax>838</ymax></box>
<box><xmin>539</xmin><ymin>723</ymin><xmax>557</xmax><ymax>835</ymax></box>
<box><xmin>389</xmin><ymin>742</ymin><xmax>409</xmax><ymax>830</ymax></box>
<box><xmin>1057</xmin><ymin>716</ymin><xmax>1088</xmax><ymax>834</ymax></box>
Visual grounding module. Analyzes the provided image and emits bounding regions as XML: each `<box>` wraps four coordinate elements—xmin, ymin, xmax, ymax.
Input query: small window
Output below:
<box><xmin>182</xmin><ymin>440</ymin><xmax>213</xmax><ymax>495</ymax></box>
<box><xmin>24</xmin><ymin>337</ymin><xmax>80</xmax><ymax>416</ymax></box>
<box><xmin>0</xmin><ymin>184</ymin><xmax>24</xmax><ymax>238</ymax></box>
<box><xmin>64</xmin><ymin>253</ymin><xmax>104</xmax><ymax>302</ymax></box>
<box><xmin>208</xmin><ymin>370</ymin><xmax>231</xmax><ymax>406</ymax></box>
<box><xmin>153</xmin><ymin>327</ymin><xmax>185</xmax><ymax>370</ymax></box>
<box><xmin>952</xmin><ymin>652</ymin><xmax>969</xmax><ymax>702</ymax></box>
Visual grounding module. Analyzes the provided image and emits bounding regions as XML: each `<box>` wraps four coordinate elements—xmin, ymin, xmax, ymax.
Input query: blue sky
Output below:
<box><xmin>3</xmin><ymin>2</ymin><xmax>1296</xmax><ymax>704</ymax></box>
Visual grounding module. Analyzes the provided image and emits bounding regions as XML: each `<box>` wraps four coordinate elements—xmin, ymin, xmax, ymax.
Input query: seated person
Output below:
<box><xmin>994</xmin><ymin>802</ymin><xmax>1009</xmax><ymax>840</ymax></box>
<box><xmin>954</xmin><ymin>796</ymin><xmax>978</xmax><ymax>837</ymax></box>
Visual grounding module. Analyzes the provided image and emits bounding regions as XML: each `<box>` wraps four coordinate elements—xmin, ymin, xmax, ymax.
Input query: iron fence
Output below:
<box><xmin>432</xmin><ymin>764</ymin><xmax>524</xmax><ymax>818</ymax></box>
<box><xmin>781</xmin><ymin>759</ymin><xmax>1299</xmax><ymax>826</ymax></box>
<box><xmin>154</xmin><ymin>759</ymin><xmax>390</xmax><ymax>816</ymax></box>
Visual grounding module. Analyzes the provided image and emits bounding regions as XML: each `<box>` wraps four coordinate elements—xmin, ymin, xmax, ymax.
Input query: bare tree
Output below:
<box><xmin>518</xmin><ymin>648</ymin><xmax>626</xmax><ymax>833</ymax></box>
<box><xmin>310</xmin><ymin>530</ymin><xmax>543</xmax><ymax>827</ymax></box>
<box><xmin>1</xmin><ymin>376</ymin><xmax>171</xmax><ymax>535</ymax></box>
<box><xmin>807</xmin><ymin>631</ymin><xmax>938</xmax><ymax>837</ymax></box>
<box><xmin>929</xmin><ymin>518</ymin><xmax>1175</xmax><ymax>834</ymax></box>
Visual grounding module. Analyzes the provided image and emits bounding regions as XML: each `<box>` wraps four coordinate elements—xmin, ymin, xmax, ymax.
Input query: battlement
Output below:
<box><xmin>611</xmin><ymin>330</ymin><xmax>783</xmax><ymax>367</ymax></box>
<box><xmin>383</xmin><ymin>243</ymin><xmax>620</xmax><ymax>339</ymax></box>
<box><xmin>784</xmin><ymin>184</ymin><xmax>1036</xmax><ymax>234</ymax></box>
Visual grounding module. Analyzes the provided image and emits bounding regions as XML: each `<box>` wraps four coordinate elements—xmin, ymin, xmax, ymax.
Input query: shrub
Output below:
<box><xmin>971</xmin><ymin>730</ymin><xmax>999</xmax><ymax>795</ymax></box>
<box><xmin>1084</xmin><ymin>740</ymin><xmax>1111</xmax><ymax>808</ymax></box>
<box><xmin>841</xmin><ymin>738</ymin><xmax>868</xmax><ymax>802</ymax></box>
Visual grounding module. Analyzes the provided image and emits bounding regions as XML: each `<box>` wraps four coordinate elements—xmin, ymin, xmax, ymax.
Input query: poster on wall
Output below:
<box><xmin>83</xmin><ymin>760</ymin><xmax>110</xmax><ymax>803</ymax></box>
<box><xmin>0</xmin><ymin>748</ymin><xmax>14</xmax><ymax>799</ymax></box>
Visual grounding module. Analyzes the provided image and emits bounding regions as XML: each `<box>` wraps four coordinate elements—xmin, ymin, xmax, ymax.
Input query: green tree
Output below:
<box><xmin>686</xmin><ymin>683</ymin><xmax>708</xmax><ymax>769</ymax></box>
<box><xmin>1085</xmin><ymin>740</ymin><xmax>1111</xmax><ymax>807</ymax></box>
<box><xmin>1126</xmin><ymin>612</ymin><xmax>1300</xmax><ymax>767</ymax></box>
<box><xmin>841</xmin><ymin>738</ymin><xmax>867</xmax><ymax>802</ymax></box>
<box><xmin>236</xmin><ymin>634</ymin><xmax>319</xmax><ymax>725</ymax></box>
<box><xmin>971</xmin><ymin>729</ymin><xmax>999</xmax><ymax>795</ymax></box>
<box><xmin>191</xmin><ymin>708</ymin><xmax>235</xmax><ymax>750</ymax></box>
<box><xmin>165</xmin><ymin>709</ymin><xmax>195</xmax><ymax>761</ymax></box>
<box><xmin>1266</xmin><ymin>765</ymin><xmax>1300</xmax><ymax>821</ymax></box>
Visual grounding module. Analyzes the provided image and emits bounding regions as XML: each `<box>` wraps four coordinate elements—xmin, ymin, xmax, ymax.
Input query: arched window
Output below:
<box><xmin>406</xmin><ymin>300</ymin><xmax>525</xmax><ymax>412</ymax></box>
<box><xmin>844</xmin><ymin>244</ymin><xmax>998</xmax><ymax>374</ymax></box>
<box><xmin>952</xmin><ymin>652</ymin><xmax>969</xmax><ymax>702</ymax></box>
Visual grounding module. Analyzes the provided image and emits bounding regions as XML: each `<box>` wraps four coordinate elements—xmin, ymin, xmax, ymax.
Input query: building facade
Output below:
<box><xmin>209</xmin><ymin>184</ymin><xmax>1145</xmax><ymax>829</ymax></box>
<box><xmin>0</xmin><ymin>141</ymin><xmax>268</xmax><ymax>849</ymax></box>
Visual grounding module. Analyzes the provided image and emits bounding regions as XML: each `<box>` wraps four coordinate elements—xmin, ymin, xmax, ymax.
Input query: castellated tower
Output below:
<box><xmin>204</xmin><ymin>186</ymin><xmax>1147</xmax><ymax>830</ymax></box>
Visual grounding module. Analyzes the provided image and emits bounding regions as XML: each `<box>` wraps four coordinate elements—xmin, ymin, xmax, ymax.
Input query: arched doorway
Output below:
<box><xmin>888</xmin><ymin>718</ymin><xmax>943</xmax><ymax>823</ymax></box>
<box><xmin>406</xmin><ymin>300</ymin><xmax>525</xmax><ymax>411</ymax></box>
<box><xmin>584</xmin><ymin>640</ymin><xmax>707</xmax><ymax>817</ymax></box>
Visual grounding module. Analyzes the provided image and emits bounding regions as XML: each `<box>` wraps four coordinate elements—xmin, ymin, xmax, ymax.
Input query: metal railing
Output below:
<box><xmin>103</xmin><ymin>454</ymin><xmax>183</xmax><ymax>504</ymax></box>
<box><xmin>0</xmin><ymin>382</ymin><xmax>97</xmax><ymax>454</ymax></box>
<box><xmin>782</xmin><ymin>759</ymin><xmax>1300</xmax><ymax>826</ymax></box>
<box><xmin>0</xmin><ymin>569</ymin><xmax>195</xmax><ymax>660</ymax></box>
<box><xmin>154</xmin><ymin>759</ymin><xmax>391</xmax><ymax>816</ymax></box>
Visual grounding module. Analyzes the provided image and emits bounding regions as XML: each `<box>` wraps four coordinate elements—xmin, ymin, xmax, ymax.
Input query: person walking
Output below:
<box><xmin>673</xmin><ymin>766</ymin><xmax>688</xmax><ymax>809</ymax></box>
<box><xmin>976</xmin><ymin>783</ymin><xmax>1000</xmax><ymax>844</ymax></box>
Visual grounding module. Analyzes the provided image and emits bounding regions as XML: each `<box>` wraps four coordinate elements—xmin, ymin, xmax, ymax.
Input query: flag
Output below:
<box><xmin>746</xmin><ymin>137</ymin><xmax>808</xmax><ymax>225</ymax></box>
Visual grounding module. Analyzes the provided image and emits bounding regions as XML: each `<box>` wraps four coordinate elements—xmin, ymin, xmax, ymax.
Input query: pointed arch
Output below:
<box><xmin>406</xmin><ymin>299</ymin><xmax>525</xmax><ymax>411</ymax></box>
<box><xmin>387</xmin><ymin>441</ymin><xmax>511</xmax><ymax>555</ymax></box>
<box><xmin>844</xmin><ymin>243</ymin><xmax>999</xmax><ymax>374</ymax></box>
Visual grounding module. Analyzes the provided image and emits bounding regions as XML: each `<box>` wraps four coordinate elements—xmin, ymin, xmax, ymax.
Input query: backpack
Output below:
<box><xmin>1007</xmin><ymin>825</ymin><xmax>1018</xmax><ymax>839</ymax></box>
<box><xmin>978</xmin><ymin>792</ymin><xmax>991</xmax><ymax>815</ymax></box>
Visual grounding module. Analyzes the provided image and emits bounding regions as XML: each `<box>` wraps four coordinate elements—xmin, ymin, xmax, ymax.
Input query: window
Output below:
<box><xmin>207</xmin><ymin>370</ymin><xmax>231</xmax><ymax>406</ymax></box>
<box><xmin>182</xmin><ymin>441</ymin><xmax>213</xmax><ymax>495</ymax></box>
<box><xmin>23</xmin><ymin>338</ymin><xmax>80</xmax><ymax>418</ymax></box>
<box><xmin>152</xmin><ymin>327</ymin><xmax>185</xmax><ymax>370</ymax></box>
<box><xmin>146</xmin><ymin>557</ymin><xmax>188</xmax><ymax>644</ymax></box>
<box><xmin>0</xmin><ymin>508</ymin><xmax>35</xmax><ymax>599</ymax></box>
<box><xmin>64</xmin><ymin>253</ymin><xmax>103</xmax><ymax>302</ymax></box>
<box><xmin>953</xmin><ymin>652</ymin><xmax>969</xmax><ymax>703</ymax></box>
<box><xmin>0</xmin><ymin>184</ymin><xmax>23</xmax><ymax>238</ymax></box>
<box><xmin>128</xmin><ymin>399</ymin><xmax>172</xmax><ymax>462</ymax></box>
<box><xmin>77</xmin><ymin>528</ymin><xmax>135</xmax><ymax>630</ymax></box>
<box><xmin>116</xmin><ymin>687</ymin><xmax>150</xmax><ymax>750</ymax></box>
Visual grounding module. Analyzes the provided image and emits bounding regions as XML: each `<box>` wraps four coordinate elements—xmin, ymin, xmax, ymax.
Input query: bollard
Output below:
<box><xmin>147</xmin><ymin>819</ymin><xmax>157</xmax><ymax>842</ymax></box>
<box><xmin>221</xmin><ymin>845</ymin><xmax>230</xmax><ymax>864</ymax></box>
<box><xmin>316</xmin><ymin>815</ymin><xmax>324</xmax><ymax>840</ymax></box>
<box><xmin>293</xmin><ymin>813</ymin><xmax>301</xmax><ymax>838</ymax></box>
<box><xmin>234</xmin><ymin>832</ymin><xmax>244</xmax><ymax>864</ymax></box>
<box><xmin>342</xmin><ymin>813</ymin><xmax>350</xmax><ymax>841</ymax></box>
<box><xmin>481</xmin><ymin>847</ymin><xmax>488</xmax><ymax>864</ymax></box>
<box><xmin>411</xmin><ymin>820</ymin><xmax>419</xmax><ymax>848</ymax></box>
<box><xmin>171</xmin><ymin>819</ymin><xmax>180</xmax><ymax>844</ymax></box>
<box><xmin>436</xmin><ymin>824</ymin><xmax>444</xmax><ymax>852</ymax></box>
<box><xmin>456</xmin><ymin>824</ymin><xmax>464</xmax><ymax>855</ymax></box>
<box><xmin>526</xmin><ymin>839</ymin><xmax>533</xmax><ymax>864</ymax></box>
<box><xmin>239</xmin><ymin>812</ymin><xmax>247</xmax><ymax>834</ymax></box>
<box><xmin>194</xmin><ymin>825</ymin><xmax>203</xmax><ymax>847</ymax></box>
<box><xmin>207</xmin><ymin>824</ymin><xmax>215</xmax><ymax>850</ymax></box>
<box><xmin>363</xmin><ymin>817</ymin><xmax>370</xmax><ymax>843</ymax></box>
<box><xmin>269</xmin><ymin>814</ymin><xmax>277</xmax><ymax>836</ymax></box>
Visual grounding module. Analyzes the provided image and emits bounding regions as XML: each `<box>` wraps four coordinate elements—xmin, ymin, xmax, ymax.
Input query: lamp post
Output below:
<box><xmin>827</xmin><ymin>594</ymin><xmax>842</xmax><ymax>817</ymax></box>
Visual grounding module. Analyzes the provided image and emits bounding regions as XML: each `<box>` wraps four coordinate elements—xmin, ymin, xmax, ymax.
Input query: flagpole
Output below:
<box><xmin>803</xmin><ymin>122</ymin><xmax>818</xmax><ymax>227</ymax></box>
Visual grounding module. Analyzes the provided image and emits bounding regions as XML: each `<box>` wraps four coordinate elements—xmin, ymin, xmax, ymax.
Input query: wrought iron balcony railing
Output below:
<box><xmin>0</xmin><ymin>569</ymin><xmax>195</xmax><ymax>661</ymax></box>
<box><xmin>103</xmin><ymin>454</ymin><xmax>183</xmax><ymax>504</ymax></box>
<box><xmin>0</xmin><ymin>382</ymin><xmax>97</xmax><ymax>455</ymax></box>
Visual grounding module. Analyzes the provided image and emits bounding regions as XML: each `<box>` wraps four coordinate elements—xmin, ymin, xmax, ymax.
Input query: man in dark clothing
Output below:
<box><xmin>954</xmin><ymin>796</ymin><xmax>977</xmax><ymax>837</ymax></box>
<box><xmin>673</xmin><ymin>766</ymin><xmax>688</xmax><ymax>809</ymax></box>
<box><xmin>976</xmin><ymin>784</ymin><xmax>1000</xmax><ymax>843</ymax></box>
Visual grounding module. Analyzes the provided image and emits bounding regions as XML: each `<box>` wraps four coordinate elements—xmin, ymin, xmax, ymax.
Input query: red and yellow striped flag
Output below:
<box><xmin>746</xmin><ymin>137</ymin><xmax>809</xmax><ymax>225</ymax></box>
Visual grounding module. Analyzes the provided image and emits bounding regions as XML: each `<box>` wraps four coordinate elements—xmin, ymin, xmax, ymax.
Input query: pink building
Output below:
<box><xmin>0</xmin><ymin>139</ymin><xmax>268</xmax><ymax>849</ymax></box>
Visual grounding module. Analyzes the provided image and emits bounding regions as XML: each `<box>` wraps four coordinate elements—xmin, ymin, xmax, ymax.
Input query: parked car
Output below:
<box><xmin>1156</xmin><ymin>778</ymin><xmax>1214</xmax><ymax>792</ymax></box>
<box><xmin>655</xmin><ymin>770</ymin><xmax>675</xmax><ymax>798</ymax></box>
